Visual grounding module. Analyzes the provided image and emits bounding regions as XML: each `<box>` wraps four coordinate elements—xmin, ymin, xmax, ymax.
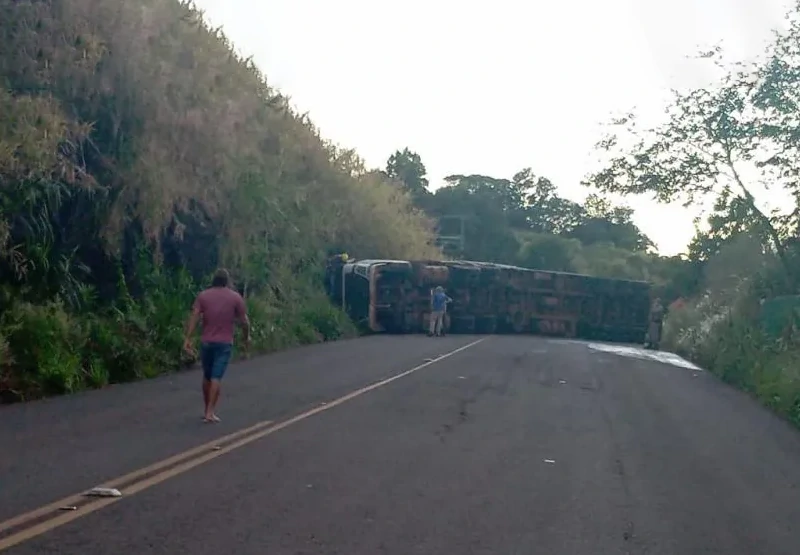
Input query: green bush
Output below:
<box><xmin>662</xmin><ymin>246</ymin><xmax>800</xmax><ymax>428</ymax></box>
<box><xmin>0</xmin><ymin>301</ymin><xmax>84</xmax><ymax>396</ymax></box>
<box><xmin>0</xmin><ymin>271</ymin><xmax>359</xmax><ymax>402</ymax></box>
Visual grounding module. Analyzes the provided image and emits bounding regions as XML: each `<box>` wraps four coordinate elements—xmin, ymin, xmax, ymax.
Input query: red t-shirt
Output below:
<box><xmin>193</xmin><ymin>287</ymin><xmax>247</xmax><ymax>344</ymax></box>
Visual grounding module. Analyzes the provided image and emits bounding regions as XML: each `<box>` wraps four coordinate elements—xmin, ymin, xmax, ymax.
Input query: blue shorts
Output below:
<box><xmin>200</xmin><ymin>342</ymin><xmax>233</xmax><ymax>381</ymax></box>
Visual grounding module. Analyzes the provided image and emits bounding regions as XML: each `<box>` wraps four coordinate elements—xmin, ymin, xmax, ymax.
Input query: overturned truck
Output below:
<box><xmin>325</xmin><ymin>258</ymin><xmax>652</xmax><ymax>343</ymax></box>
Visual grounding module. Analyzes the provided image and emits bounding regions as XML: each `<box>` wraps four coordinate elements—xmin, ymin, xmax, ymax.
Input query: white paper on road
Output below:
<box><xmin>85</xmin><ymin>487</ymin><xmax>122</xmax><ymax>498</ymax></box>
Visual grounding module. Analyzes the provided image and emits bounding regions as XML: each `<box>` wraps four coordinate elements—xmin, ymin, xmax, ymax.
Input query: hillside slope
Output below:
<box><xmin>0</xmin><ymin>0</ymin><xmax>438</xmax><ymax>401</ymax></box>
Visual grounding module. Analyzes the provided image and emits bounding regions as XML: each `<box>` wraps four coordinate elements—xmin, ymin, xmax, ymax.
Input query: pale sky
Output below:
<box><xmin>195</xmin><ymin>0</ymin><xmax>793</xmax><ymax>255</ymax></box>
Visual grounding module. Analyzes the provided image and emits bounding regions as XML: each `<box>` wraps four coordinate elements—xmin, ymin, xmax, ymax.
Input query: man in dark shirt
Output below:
<box><xmin>645</xmin><ymin>297</ymin><xmax>665</xmax><ymax>350</ymax></box>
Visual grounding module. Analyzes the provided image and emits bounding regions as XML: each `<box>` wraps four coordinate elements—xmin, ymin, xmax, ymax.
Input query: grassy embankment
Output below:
<box><xmin>0</xmin><ymin>0</ymin><xmax>439</xmax><ymax>402</ymax></box>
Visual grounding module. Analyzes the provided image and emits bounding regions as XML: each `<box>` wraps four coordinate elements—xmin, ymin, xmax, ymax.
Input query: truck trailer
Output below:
<box><xmin>325</xmin><ymin>257</ymin><xmax>651</xmax><ymax>343</ymax></box>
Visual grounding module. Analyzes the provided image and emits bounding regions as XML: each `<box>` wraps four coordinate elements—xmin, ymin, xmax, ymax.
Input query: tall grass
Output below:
<box><xmin>0</xmin><ymin>0</ymin><xmax>437</xmax><ymax>401</ymax></box>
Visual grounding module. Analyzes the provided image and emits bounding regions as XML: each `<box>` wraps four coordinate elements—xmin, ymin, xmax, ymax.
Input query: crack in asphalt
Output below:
<box><xmin>436</xmin><ymin>355</ymin><xmax>517</xmax><ymax>443</ymax></box>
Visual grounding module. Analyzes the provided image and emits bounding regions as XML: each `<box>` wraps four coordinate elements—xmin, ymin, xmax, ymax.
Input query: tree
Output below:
<box><xmin>583</xmin><ymin>54</ymin><xmax>795</xmax><ymax>282</ymax></box>
<box><xmin>386</xmin><ymin>148</ymin><xmax>430</xmax><ymax>201</ymax></box>
<box><xmin>750</xmin><ymin>1</ymin><xmax>800</xmax><ymax>231</ymax></box>
<box><xmin>566</xmin><ymin>194</ymin><xmax>654</xmax><ymax>252</ymax></box>
<box><xmin>687</xmin><ymin>195</ymin><xmax>765</xmax><ymax>261</ymax></box>
<box><xmin>420</xmin><ymin>166</ymin><xmax>655</xmax><ymax>266</ymax></box>
<box><xmin>517</xmin><ymin>233</ymin><xmax>580</xmax><ymax>272</ymax></box>
<box><xmin>516</xmin><ymin>169</ymin><xmax>584</xmax><ymax>234</ymax></box>
<box><xmin>441</xmin><ymin>173</ymin><xmax>529</xmax><ymax>228</ymax></box>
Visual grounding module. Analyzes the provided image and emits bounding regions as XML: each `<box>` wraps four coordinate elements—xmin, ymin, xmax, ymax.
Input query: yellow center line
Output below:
<box><xmin>0</xmin><ymin>418</ymin><xmax>277</xmax><ymax>535</ymax></box>
<box><xmin>0</xmin><ymin>337</ymin><xmax>487</xmax><ymax>552</ymax></box>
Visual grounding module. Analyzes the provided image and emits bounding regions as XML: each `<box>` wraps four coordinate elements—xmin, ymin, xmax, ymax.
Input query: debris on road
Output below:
<box><xmin>559</xmin><ymin>380</ymin><xmax>567</xmax><ymax>384</ymax></box>
<box><xmin>587</xmin><ymin>343</ymin><xmax>702</xmax><ymax>371</ymax></box>
<box><xmin>59</xmin><ymin>506</ymin><xmax>78</xmax><ymax>511</ymax></box>
<box><xmin>458</xmin><ymin>376</ymin><xmax>466</xmax><ymax>379</ymax></box>
<box><xmin>424</xmin><ymin>358</ymin><xmax>435</xmax><ymax>363</ymax></box>
<box><xmin>543</xmin><ymin>459</ymin><xmax>555</xmax><ymax>464</ymax></box>
<box><xmin>85</xmin><ymin>487</ymin><xmax>122</xmax><ymax>498</ymax></box>
<box><xmin>211</xmin><ymin>445</ymin><xmax>222</xmax><ymax>451</ymax></box>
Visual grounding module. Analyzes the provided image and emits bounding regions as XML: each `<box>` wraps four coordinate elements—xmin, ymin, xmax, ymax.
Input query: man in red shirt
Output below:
<box><xmin>184</xmin><ymin>269</ymin><xmax>250</xmax><ymax>423</ymax></box>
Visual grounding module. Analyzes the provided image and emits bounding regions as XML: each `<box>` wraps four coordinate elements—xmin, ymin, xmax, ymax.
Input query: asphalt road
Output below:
<box><xmin>3</xmin><ymin>335</ymin><xmax>800</xmax><ymax>554</ymax></box>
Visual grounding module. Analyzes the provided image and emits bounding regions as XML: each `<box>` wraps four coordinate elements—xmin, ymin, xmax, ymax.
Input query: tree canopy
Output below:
<box><xmin>385</xmin><ymin>148</ymin><xmax>431</xmax><ymax>201</ymax></box>
<box><xmin>381</xmin><ymin>150</ymin><xmax>677</xmax><ymax>287</ymax></box>
<box><xmin>583</xmin><ymin>9</ymin><xmax>800</xmax><ymax>285</ymax></box>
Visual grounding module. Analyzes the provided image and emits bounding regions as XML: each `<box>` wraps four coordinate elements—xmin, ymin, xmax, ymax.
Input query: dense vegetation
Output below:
<box><xmin>0</xmin><ymin>0</ymin><xmax>439</xmax><ymax>401</ymax></box>
<box><xmin>4</xmin><ymin>0</ymin><xmax>800</xmax><ymax>425</ymax></box>
<box><xmin>384</xmin><ymin>151</ymin><xmax>695</xmax><ymax>289</ymax></box>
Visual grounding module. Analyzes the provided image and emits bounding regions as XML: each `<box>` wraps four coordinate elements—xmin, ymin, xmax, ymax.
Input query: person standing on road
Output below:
<box><xmin>429</xmin><ymin>286</ymin><xmax>452</xmax><ymax>337</ymax></box>
<box><xmin>184</xmin><ymin>269</ymin><xmax>250</xmax><ymax>423</ymax></box>
<box><xmin>645</xmin><ymin>297</ymin><xmax>665</xmax><ymax>350</ymax></box>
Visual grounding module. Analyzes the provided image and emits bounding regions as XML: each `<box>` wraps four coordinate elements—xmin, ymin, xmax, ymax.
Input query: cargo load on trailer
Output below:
<box><xmin>324</xmin><ymin>256</ymin><xmax>652</xmax><ymax>343</ymax></box>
